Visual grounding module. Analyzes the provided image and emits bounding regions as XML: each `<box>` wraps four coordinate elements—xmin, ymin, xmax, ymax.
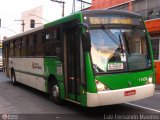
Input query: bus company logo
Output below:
<box><xmin>32</xmin><ymin>62</ymin><xmax>42</xmax><ymax>70</ymax></box>
<box><xmin>1</xmin><ymin>113</ymin><xmax>8</xmax><ymax>120</ymax></box>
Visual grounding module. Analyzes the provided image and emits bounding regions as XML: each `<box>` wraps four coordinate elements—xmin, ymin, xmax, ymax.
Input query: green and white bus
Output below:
<box><xmin>3</xmin><ymin>10</ymin><xmax>155</xmax><ymax>107</ymax></box>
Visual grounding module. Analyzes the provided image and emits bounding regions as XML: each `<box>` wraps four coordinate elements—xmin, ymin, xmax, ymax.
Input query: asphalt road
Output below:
<box><xmin>0</xmin><ymin>72</ymin><xmax>160</xmax><ymax>120</ymax></box>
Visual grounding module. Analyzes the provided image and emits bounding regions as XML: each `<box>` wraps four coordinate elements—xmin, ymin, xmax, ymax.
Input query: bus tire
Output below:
<box><xmin>11</xmin><ymin>70</ymin><xmax>17</xmax><ymax>86</ymax></box>
<box><xmin>48</xmin><ymin>78</ymin><xmax>62</xmax><ymax>104</ymax></box>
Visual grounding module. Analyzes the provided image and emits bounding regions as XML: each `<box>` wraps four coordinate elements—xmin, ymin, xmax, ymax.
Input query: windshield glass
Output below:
<box><xmin>89</xmin><ymin>27</ymin><xmax>151</xmax><ymax>73</ymax></box>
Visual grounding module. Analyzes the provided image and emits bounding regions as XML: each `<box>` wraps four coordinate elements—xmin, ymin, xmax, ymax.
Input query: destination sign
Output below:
<box><xmin>87</xmin><ymin>16</ymin><xmax>141</xmax><ymax>25</ymax></box>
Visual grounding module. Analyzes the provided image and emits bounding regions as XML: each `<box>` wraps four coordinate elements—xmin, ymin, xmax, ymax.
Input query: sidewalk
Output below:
<box><xmin>0</xmin><ymin>96</ymin><xmax>20</xmax><ymax>114</ymax></box>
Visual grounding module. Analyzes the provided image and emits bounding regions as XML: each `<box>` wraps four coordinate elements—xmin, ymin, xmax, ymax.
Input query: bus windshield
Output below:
<box><xmin>89</xmin><ymin>27</ymin><xmax>151</xmax><ymax>73</ymax></box>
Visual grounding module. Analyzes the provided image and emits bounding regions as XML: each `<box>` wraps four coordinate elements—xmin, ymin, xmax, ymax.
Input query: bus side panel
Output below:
<box><xmin>44</xmin><ymin>57</ymin><xmax>65</xmax><ymax>99</ymax></box>
<box><xmin>9</xmin><ymin>58</ymin><xmax>46</xmax><ymax>92</ymax></box>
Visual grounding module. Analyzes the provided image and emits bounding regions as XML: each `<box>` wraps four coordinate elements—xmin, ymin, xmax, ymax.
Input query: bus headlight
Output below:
<box><xmin>148</xmin><ymin>76</ymin><xmax>153</xmax><ymax>84</ymax></box>
<box><xmin>95</xmin><ymin>80</ymin><xmax>108</xmax><ymax>91</ymax></box>
<box><xmin>146</xmin><ymin>76</ymin><xmax>153</xmax><ymax>84</ymax></box>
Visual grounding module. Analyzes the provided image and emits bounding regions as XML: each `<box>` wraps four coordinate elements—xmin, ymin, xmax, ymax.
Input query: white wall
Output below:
<box><xmin>21</xmin><ymin>6</ymin><xmax>43</xmax><ymax>32</ymax></box>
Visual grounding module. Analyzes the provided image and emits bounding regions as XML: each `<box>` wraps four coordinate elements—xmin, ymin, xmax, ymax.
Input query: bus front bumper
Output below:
<box><xmin>87</xmin><ymin>84</ymin><xmax>155</xmax><ymax>107</ymax></box>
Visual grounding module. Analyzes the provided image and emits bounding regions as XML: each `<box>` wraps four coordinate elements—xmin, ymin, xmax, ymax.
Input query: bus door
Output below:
<box><xmin>64</xmin><ymin>26</ymin><xmax>81</xmax><ymax>102</ymax></box>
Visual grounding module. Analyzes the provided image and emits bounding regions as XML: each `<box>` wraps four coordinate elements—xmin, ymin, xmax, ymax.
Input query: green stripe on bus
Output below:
<box><xmin>14</xmin><ymin>69</ymin><xmax>46</xmax><ymax>79</ymax></box>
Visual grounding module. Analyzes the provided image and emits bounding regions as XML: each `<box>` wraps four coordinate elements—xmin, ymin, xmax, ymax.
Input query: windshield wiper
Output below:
<box><xmin>102</xmin><ymin>25</ymin><xmax>128</xmax><ymax>57</ymax></box>
<box><xmin>101</xmin><ymin>25</ymin><xmax>126</xmax><ymax>54</ymax></box>
<box><xmin>101</xmin><ymin>25</ymin><xmax>120</xmax><ymax>46</ymax></box>
<box><xmin>118</xmin><ymin>34</ymin><xmax>127</xmax><ymax>57</ymax></box>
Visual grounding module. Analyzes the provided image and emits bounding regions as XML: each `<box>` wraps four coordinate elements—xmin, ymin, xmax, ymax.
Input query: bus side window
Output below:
<box><xmin>15</xmin><ymin>40</ymin><xmax>20</xmax><ymax>57</ymax></box>
<box><xmin>45</xmin><ymin>29</ymin><xmax>54</xmax><ymax>56</ymax></box>
<box><xmin>54</xmin><ymin>28</ymin><xmax>61</xmax><ymax>58</ymax></box>
<box><xmin>26</xmin><ymin>37</ymin><xmax>29</xmax><ymax>57</ymax></box>
<box><xmin>35</xmin><ymin>32</ymin><xmax>44</xmax><ymax>57</ymax></box>
<box><xmin>45</xmin><ymin>28</ymin><xmax>61</xmax><ymax>57</ymax></box>
<box><xmin>45</xmin><ymin>31</ymin><xmax>50</xmax><ymax>56</ymax></box>
<box><xmin>21</xmin><ymin>37</ymin><xmax>28</xmax><ymax>57</ymax></box>
<box><xmin>19</xmin><ymin>38</ymin><xmax>23</xmax><ymax>57</ymax></box>
<box><xmin>17</xmin><ymin>39</ymin><xmax>21</xmax><ymax>57</ymax></box>
<box><xmin>9</xmin><ymin>41</ymin><xmax>14</xmax><ymax>57</ymax></box>
<box><xmin>28</xmin><ymin>35</ymin><xmax>34</xmax><ymax>57</ymax></box>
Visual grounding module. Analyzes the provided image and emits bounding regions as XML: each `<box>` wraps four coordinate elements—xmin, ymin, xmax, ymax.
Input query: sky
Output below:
<box><xmin>0</xmin><ymin>0</ymin><xmax>91</xmax><ymax>38</ymax></box>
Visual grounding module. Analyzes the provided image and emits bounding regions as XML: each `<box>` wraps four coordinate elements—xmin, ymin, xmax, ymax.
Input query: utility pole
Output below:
<box><xmin>50</xmin><ymin>0</ymin><xmax>65</xmax><ymax>17</ymax></box>
<box><xmin>72</xmin><ymin>0</ymin><xmax>75</xmax><ymax>13</ymax></box>
<box><xmin>14</xmin><ymin>20</ymin><xmax>25</xmax><ymax>32</ymax></box>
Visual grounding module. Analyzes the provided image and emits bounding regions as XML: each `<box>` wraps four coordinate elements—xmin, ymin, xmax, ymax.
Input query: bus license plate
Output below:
<box><xmin>124</xmin><ymin>90</ymin><xmax>136</xmax><ymax>96</ymax></box>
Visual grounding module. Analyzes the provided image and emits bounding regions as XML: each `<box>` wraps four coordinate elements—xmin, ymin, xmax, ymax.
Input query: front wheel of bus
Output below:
<box><xmin>49</xmin><ymin>80</ymin><xmax>62</xmax><ymax>104</ymax></box>
<box><xmin>11</xmin><ymin>70</ymin><xmax>17</xmax><ymax>86</ymax></box>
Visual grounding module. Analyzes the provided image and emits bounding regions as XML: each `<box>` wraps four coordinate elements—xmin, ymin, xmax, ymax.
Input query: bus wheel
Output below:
<box><xmin>49</xmin><ymin>80</ymin><xmax>62</xmax><ymax>104</ymax></box>
<box><xmin>11</xmin><ymin>70</ymin><xmax>17</xmax><ymax>86</ymax></box>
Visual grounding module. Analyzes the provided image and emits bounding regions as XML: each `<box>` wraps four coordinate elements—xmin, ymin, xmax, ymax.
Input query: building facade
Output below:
<box><xmin>21</xmin><ymin>6</ymin><xmax>43</xmax><ymax>32</ymax></box>
<box><xmin>90</xmin><ymin>0</ymin><xmax>132</xmax><ymax>10</ymax></box>
<box><xmin>89</xmin><ymin>0</ymin><xmax>160</xmax><ymax>84</ymax></box>
<box><xmin>21</xmin><ymin>2</ymin><xmax>62</xmax><ymax>32</ymax></box>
